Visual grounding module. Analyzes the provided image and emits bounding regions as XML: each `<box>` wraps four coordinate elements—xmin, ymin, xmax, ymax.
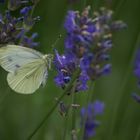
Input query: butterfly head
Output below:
<box><xmin>43</xmin><ymin>54</ymin><xmax>53</xmax><ymax>69</ymax></box>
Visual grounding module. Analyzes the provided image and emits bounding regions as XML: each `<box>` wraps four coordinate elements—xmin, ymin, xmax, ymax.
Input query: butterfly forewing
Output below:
<box><xmin>0</xmin><ymin>45</ymin><xmax>43</xmax><ymax>72</ymax></box>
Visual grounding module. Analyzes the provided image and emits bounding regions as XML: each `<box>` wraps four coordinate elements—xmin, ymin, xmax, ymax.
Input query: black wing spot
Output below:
<box><xmin>15</xmin><ymin>64</ymin><xmax>20</xmax><ymax>68</ymax></box>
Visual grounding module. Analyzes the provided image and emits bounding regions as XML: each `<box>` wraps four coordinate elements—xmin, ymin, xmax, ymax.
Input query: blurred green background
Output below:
<box><xmin>0</xmin><ymin>0</ymin><xmax>140</xmax><ymax>140</ymax></box>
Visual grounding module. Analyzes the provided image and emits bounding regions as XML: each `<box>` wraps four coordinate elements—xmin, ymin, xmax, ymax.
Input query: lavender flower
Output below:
<box><xmin>0</xmin><ymin>1</ymin><xmax>40</xmax><ymax>47</ymax></box>
<box><xmin>80</xmin><ymin>100</ymin><xmax>105</xmax><ymax>139</ymax></box>
<box><xmin>0</xmin><ymin>11</ymin><xmax>24</xmax><ymax>44</ymax></box>
<box><xmin>54</xmin><ymin>6</ymin><xmax>126</xmax><ymax>93</ymax></box>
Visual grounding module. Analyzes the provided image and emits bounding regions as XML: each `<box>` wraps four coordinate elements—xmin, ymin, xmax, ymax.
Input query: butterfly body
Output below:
<box><xmin>0</xmin><ymin>45</ymin><xmax>53</xmax><ymax>94</ymax></box>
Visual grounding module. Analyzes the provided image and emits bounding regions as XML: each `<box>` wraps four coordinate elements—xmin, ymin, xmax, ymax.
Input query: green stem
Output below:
<box><xmin>135</xmin><ymin>126</ymin><xmax>140</xmax><ymax>140</ymax></box>
<box><xmin>27</xmin><ymin>69</ymin><xmax>80</xmax><ymax>140</ymax></box>
<box><xmin>83</xmin><ymin>0</ymin><xmax>87</xmax><ymax>8</ymax></box>
<box><xmin>71</xmin><ymin>81</ymin><xmax>77</xmax><ymax>132</ymax></box>
<box><xmin>71</xmin><ymin>94</ymin><xmax>78</xmax><ymax>140</ymax></box>
<box><xmin>62</xmin><ymin>81</ymin><xmax>77</xmax><ymax>140</ymax></box>
<box><xmin>30</xmin><ymin>0</ymin><xmax>39</xmax><ymax>17</ymax></box>
<box><xmin>107</xmin><ymin>32</ymin><xmax>140</xmax><ymax>140</ymax></box>
<box><xmin>71</xmin><ymin>96</ymin><xmax>76</xmax><ymax>131</ymax></box>
<box><xmin>80</xmin><ymin>82</ymin><xmax>95</xmax><ymax>140</ymax></box>
<box><xmin>62</xmin><ymin>109</ymin><xmax>70</xmax><ymax>140</ymax></box>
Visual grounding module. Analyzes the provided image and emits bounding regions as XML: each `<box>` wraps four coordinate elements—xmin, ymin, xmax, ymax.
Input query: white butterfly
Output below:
<box><xmin>0</xmin><ymin>45</ymin><xmax>53</xmax><ymax>94</ymax></box>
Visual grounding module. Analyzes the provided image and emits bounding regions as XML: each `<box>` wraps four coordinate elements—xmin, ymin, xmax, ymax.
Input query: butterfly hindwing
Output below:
<box><xmin>7</xmin><ymin>59</ymin><xmax>47</xmax><ymax>94</ymax></box>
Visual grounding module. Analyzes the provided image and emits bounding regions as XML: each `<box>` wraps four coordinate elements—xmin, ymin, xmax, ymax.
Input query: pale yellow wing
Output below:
<box><xmin>0</xmin><ymin>45</ymin><xmax>43</xmax><ymax>72</ymax></box>
<box><xmin>7</xmin><ymin>59</ymin><xmax>47</xmax><ymax>94</ymax></box>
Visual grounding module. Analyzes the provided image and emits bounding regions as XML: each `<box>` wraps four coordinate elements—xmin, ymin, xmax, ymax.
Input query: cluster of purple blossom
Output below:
<box><xmin>81</xmin><ymin>101</ymin><xmax>104</xmax><ymax>139</ymax></box>
<box><xmin>54</xmin><ymin>6</ymin><xmax>126</xmax><ymax>93</ymax></box>
<box><xmin>0</xmin><ymin>0</ymin><xmax>39</xmax><ymax>47</ymax></box>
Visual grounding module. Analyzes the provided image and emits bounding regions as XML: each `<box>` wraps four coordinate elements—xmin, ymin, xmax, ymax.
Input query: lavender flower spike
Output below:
<box><xmin>54</xmin><ymin>6</ymin><xmax>126</xmax><ymax>93</ymax></box>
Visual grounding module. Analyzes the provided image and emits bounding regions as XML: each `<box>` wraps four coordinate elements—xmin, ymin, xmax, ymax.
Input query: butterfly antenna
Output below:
<box><xmin>51</xmin><ymin>34</ymin><xmax>62</xmax><ymax>51</ymax></box>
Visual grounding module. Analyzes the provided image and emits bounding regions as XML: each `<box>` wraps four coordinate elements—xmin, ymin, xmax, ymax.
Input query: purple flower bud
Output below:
<box><xmin>93</xmin><ymin>100</ymin><xmax>105</xmax><ymax>115</ymax></box>
<box><xmin>102</xmin><ymin>40</ymin><xmax>112</xmax><ymax>48</ymax></box>
<box><xmin>64</xmin><ymin>11</ymin><xmax>77</xmax><ymax>33</ymax></box>
<box><xmin>101</xmin><ymin>64</ymin><xmax>111</xmax><ymax>75</ymax></box>
<box><xmin>20</xmin><ymin>6</ymin><xmax>32</xmax><ymax>16</ymax></box>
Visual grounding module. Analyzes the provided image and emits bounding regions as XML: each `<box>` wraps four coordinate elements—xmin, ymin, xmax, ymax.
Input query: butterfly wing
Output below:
<box><xmin>7</xmin><ymin>59</ymin><xmax>47</xmax><ymax>94</ymax></box>
<box><xmin>0</xmin><ymin>45</ymin><xmax>43</xmax><ymax>72</ymax></box>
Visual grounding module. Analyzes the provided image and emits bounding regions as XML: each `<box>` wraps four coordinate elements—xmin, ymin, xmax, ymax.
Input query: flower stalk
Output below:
<box><xmin>27</xmin><ymin>69</ymin><xmax>80</xmax><ymax>140</ymax></box>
